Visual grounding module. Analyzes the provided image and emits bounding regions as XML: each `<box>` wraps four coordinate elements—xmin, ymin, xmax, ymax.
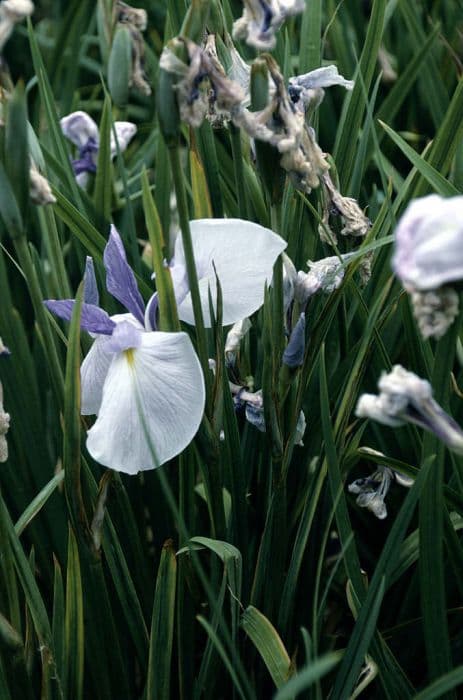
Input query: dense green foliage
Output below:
<box><xmin>2</xmin><ymin>1</ymin><xmax>463</xmax><ymax>698</ymax></box>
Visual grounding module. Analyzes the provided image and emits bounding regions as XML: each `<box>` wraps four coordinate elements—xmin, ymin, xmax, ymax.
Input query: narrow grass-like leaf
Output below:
<box><xmin>240</xmin><ymin>606</ymin><xmax>292</xmax><ymax>689</ymax></box>
<box><xmin>146</xmin><ymin>540</ymin><xmax>177</xmax><ymax>700</ymax></box>
<box><xmin>274</xmin><ymin>652</ymin><xmax>342</xmax><ymax>700</ymax></box>
<box><xmin>415</xmin><ymin>667</ymin><xmax>463</xmax><ymax>700</ymax></box>
<box><xmin>333</xmin><ymin>0</ymin><xmax>386</xmax><ymax>190</ymax></box>
<box><xmin>379</xmin><ymin>121</ymin><xmax>459</xmax><ymax>196</ymax></box>
<box><xmin>94</xmin><ymin>95</ymin><xmax>113</xmax><ymax>222</ymax></box>
<box><xmin>64</xmin><ymin>527</ymin><xmax>84</xmax><ymax>700</ymax></box>
<box><xmin>14</xmin><ymin>472</ymin><xmax>65</xmax><ymax>537</ymax></box>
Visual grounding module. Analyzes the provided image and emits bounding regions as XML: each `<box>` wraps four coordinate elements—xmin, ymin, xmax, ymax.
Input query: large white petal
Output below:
<box><xmin>173</xmin><ymin>219</ymin><xmax>287</xmax><ymax>326</ymax></box>
<box><xmin>85</xmin><ymin>331</ymin><xmax>205</xmax><ymax>474</ymax></box>
<box><xmin>80</xmin><ymin>313</ymin><xmax>143</xmax><ymax>415</ymax></box>
<box><xmin>81</xmin><ymin>335</ymin><xmax>113</xmax><ymax>415</ymax></box>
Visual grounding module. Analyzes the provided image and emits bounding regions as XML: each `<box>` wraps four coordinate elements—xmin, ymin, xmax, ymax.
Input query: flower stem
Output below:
<box><xmin>168</xmin><ymin>145</ymin><xmax>210</xmax><ymax>394</ymax></box>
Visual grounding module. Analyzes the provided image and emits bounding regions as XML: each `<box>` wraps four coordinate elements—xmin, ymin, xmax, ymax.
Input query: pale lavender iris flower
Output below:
<box><xmin>45</xmin><ymin>226</ymin><xmax>205</xmax><ymax>475</ymax></box>
<box><xmin>391</xmin><ymin>194</ymin><xmax>463</xmax><ymax>291</ymax></box>
<box><xmin>60</xmin><ymin>111</ymin><xmax>136</xmax><ymax>187</ymax></box>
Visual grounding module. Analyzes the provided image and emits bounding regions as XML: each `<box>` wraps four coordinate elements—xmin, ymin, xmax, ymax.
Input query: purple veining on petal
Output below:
<box><xmin>83</xmin><ymin>257</ymin><xmax>99</xmax><ymax>306</ymax></box>
<box><xmin>144</xmin><ymin>293</ymin><xmax>158</xmax><ymax>331</ymax></box>
<box><xmin>104</xmin><ymin>320</ymin><xmax>142</xmax><ymax>353</ymax></box>
<box><xmin>103</xmin><ymin>226</ymin><xmax>145</xmax><ymax>325</ymax></box>
<box><xmin>44</xmin><ymin>300</ymin><xmax>116</xmax><ymax>335</ymax></box>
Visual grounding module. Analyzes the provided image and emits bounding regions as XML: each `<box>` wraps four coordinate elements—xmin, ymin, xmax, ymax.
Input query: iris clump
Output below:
<box><xmin>2</xmin><ymin>2</ymin><xmax>463</xmax><ymax>699</ymax></box>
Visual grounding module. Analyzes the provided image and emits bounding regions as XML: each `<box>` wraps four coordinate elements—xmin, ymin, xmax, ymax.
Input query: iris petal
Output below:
<box><xmin>44</xmin><ymin>299</ymin><xmax>116</xmax><ymax>335</ymax></box>
<box><xmin>81</xmin><ymin>335</ymin><xmax>113</xmax><ymax>415</ymax></box>
<box><xmin>172</xmin><ymin>218</ymin><xmax>287</xmax><ymax>326</ymax></box>
<box><xmin>60</xmin><ymin>111</ymin><xmax>99</xmax><ymax>150</ymax></box>
<box><xmin>85</xmin><ymin>331</ymin><xmax>205</xmax><ymax>474</ymax></box>
<box><xmin>111</xmin><ymin>122</ymin><xmax>137</xmax><ymax>158</ymax></box>
<box><xmin>103</xmin><ymin>225</ymin><xmax>145</xmax><ymax>324</ymax></box>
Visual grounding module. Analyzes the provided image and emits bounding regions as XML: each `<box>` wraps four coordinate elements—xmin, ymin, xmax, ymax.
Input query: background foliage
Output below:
<box><xmin>2</xmin><ymin>0</ymin><xmax>463</xmax><ymax>698</ymax></box>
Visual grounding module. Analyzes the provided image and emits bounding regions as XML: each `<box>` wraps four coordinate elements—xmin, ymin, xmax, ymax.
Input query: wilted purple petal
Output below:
<box><xmin>103</xmin><ymin>225</ymin><xmax>145</xmax><ymax>324</ymax></box>
<box><xmin>282</xmin><ymin>312</ymin><xmax>305</xmax><ymax>368</ymax></box>
<box><xmin>104</xmin><ymin>320</ymin><xmax>142</xmax><ymax>353</ymax></box>
<box><xmin>44</xmin><ymin>299</ymin><xmax>116</xmax><ymax>335</ymax></box>
<box><xmin>84</xmin><ymin>257</ymin><xmax>99</xmax><ymax>306</ymax></box>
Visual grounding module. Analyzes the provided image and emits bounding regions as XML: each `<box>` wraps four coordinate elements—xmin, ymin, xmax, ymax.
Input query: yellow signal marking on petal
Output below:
<box><xmin>125</xmin><ymin>348</ymin><xmax>135</xmax><ymax>366</ymax></box>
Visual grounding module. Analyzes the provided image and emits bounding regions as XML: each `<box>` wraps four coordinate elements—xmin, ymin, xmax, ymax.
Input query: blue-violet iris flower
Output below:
<box><xmin>60</xmin><ymin>111</ymin><xmax>136</xmax><ymax>187</ymax></box>
<box><xmin>45</xmin><ymin>226</ymin><xmax>205</xmax><ymax>475</ymax></box>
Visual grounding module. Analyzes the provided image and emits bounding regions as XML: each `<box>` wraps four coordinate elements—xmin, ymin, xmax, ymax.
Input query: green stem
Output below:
<box><xmin>168</xmin><ymin>146</ymin><xmax>210</xmax><ymax>394</ymax></box>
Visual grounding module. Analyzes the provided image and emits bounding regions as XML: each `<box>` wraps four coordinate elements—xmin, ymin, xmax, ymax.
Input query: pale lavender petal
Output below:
<box><xmin>103</xmin><ymin>225</ymin><xmax>145</xmax><ymax>324</ymax></box>
<box><xmin>60</xmin><ymin>111</ymin><xmax>99</xmax><ymax>150</ymax></box>
<box><xmin>104</xmin><ymin>321</ymin><xmax>142</xmax><ymax>353</ymax></box>
<box><xmin>44</xmin><ymin>299</ymin><xmax>116</xmax><ymax>335</ymax></box>
<box><xmin>84</xmin><ymin>257</ymin><xmax>99</xmax><ymax>306</ymax></box>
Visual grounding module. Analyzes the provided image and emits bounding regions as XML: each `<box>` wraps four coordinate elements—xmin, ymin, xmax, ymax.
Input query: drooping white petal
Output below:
<box><xmin>172</xmin><ymin>219</ymin><xmax>287</xmax><ymax>327</ymax></box>
<box><xmin>81</xmin><ymin>313</ymin><xmax>143</xmax><ymax>415</ymax></box>
<box><xmin>81</xmin><ymin>335</ymin><xmax>113</xmax><ymax>415</ymax></box>
<box><xmin>86</xmin><ymin>331</ymin><xmax>205</xmax><ymax>474</ymax></box>
<box><xmin>111</xmin><ymin>122</ymin><xmax>137</xmax><ymax>158</ymax></box>
<box><xmin>60</xmin><ymin>111</ymin><xmax>99</xmax><ymax>150</ymax></box>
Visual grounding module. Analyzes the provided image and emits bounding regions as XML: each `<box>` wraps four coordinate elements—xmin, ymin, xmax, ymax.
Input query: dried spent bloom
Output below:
<box><xmin>114</xmin><ymin>0</ymin><xmax>150</xmax><ymax>95</ymax></box>
<box><xmin>392</xmin><ymin>194</ymin><xmax>463</xmax><ymax>292</ymax></box>
<box><xmin>0</xmin><ymin>380</ymin><xmax>10</xmax><ymax>463</ymax></box>
<box><xmin>410</xmin><ymin>287</ymin><xmax>459</xmax><ymax>340</ymax></box>
<box><xmin>160</xmin><ymin>38</ymin><xmax>246</xmax><ymax>128</ymax></box>
<box><xmin>348</xmin><ymin>465</ymin><xmax>413</xmax><ymax>520</ymax></box>
<box><xmin>29</xmin><ymin>161</ymin><xmax>56</xmax><ymax>205</ymax></box>
<box><xmin>45</xmin><ymin>229</ymin><xmax>205</xmax><ymax>474</ymax></box>
<box><xmin>319</xmin><ymin>173</ymin><xmax>371</xmax><ymax>244</ymax></box>
<box><xmin>60</xmin><ymin>111</ymin><xmax>136</xmax><ymax>187</ymax></box>
<box><xmin>232</xmin><ymin>386</ymin><xmax>306</xmax><ymax>443</ymax></box>
<box><xmin>232</xmin><ymin>0</ymin><xmax>305</xmax><ymax>51</ymax></box>
<box><xmin>0</xmin><ymin>0</ymin><xmax>33</xmax><ymax>51</ymax></box>
<box><xmin>235</xmin><ymin>58</ymin><xmax>330</xmax><ymax>193</ymax></box>
<box><xmin>348</xmin><ymin>466</ymin><xmax>393</xmax><ymax>519</ymax></box>
<box><xmin>289</xmin><ymin>65</ymin><xmax>354</xmax><ymax>112</ymax></box>
<box><xmin>295</xmin><ymin>253</ymin><xmax>355</xmax><ymax>305</ymax></box>
<box><xmin>356</xmin><ymin>365</ymin><xmax>463</xmax><ymax>454</ymax></box>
